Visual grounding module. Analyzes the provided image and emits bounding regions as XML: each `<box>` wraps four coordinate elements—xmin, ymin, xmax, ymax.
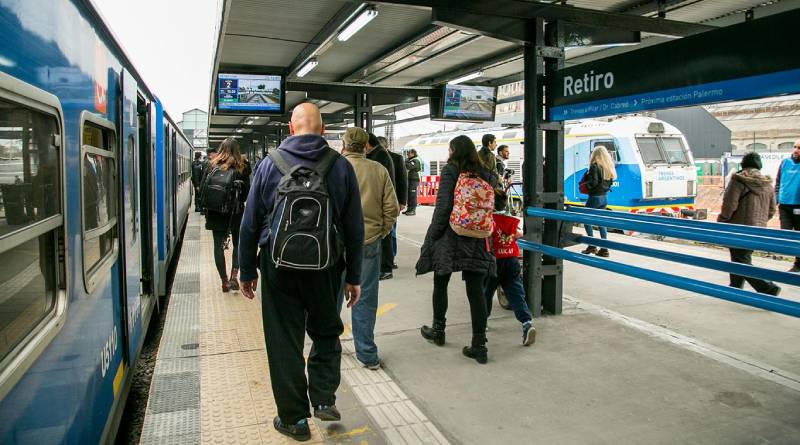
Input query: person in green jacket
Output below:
<box><xmin>404</xmin><ymin>148</ymin><xmax>422</xmax><ymax>215</ymax></box>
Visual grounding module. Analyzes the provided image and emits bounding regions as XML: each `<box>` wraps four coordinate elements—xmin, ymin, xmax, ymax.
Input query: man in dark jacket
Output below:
<box><xmin>379</xmin><ymin>136</ymin><xmax>407</xmax><ymax>269</ymax></box>
<box><xmin>367</xmin><ymin>133</ymin><xmax>396</xmax><ymax>280</ymax></box>
<box><xmin>478</xmin><ymin>133</ymin><xmax>502</xmax><ymax>182</ymax></box>
<box><xmin>718</xmin><ymin>152</ymin><xmax>780</xmax><ymax>295</ymax></box>
<box><xmin>238</xmin><ymin>103</ymin><xmax>364</xmax><ymax>441</ymax></box>
<box><xmin>191</xmin><ymin>152</ymin><xmax>204</xmax><ymax>211</ymax></box>
<box><xmin>404</xmin><ymin>149</ymin><xmax>422</xmax><ymax>215</ymax></box>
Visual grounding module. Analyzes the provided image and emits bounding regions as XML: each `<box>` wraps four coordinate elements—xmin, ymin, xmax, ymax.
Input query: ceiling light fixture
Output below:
<box><xmin>297</xmin><ymin>58</ymin><xmax>319</xmax><ymax>77</ymax></box>
<box><xmin>448</xmin><ymin>70</ymin><xmax>483</xmax><ymax>85</ymax></box>
<box><xmin>338</xmin><ymin>7</ymin><xmax>378</xmax><ymax>42</ymax></box>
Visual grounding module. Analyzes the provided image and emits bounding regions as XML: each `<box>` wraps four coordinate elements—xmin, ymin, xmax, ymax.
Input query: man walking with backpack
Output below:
<box><xmin>340</xmin><ymin>128</ymin><xmax>399</xmax><ymax>370</ymax></box>
<box><xmin>238</xmin><ymin>103</ymin><xmax>364</xmax><ymax>441</ymax></box>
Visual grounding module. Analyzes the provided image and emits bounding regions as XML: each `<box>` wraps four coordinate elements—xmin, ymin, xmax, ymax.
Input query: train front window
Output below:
<box><xmin>81</xmin><ymin>118</ymin><xmax>118</xmax><ymax>290</ymax></box>
<box><xmin>636</xmin><ymin>137</ymin><xmax>667</xmax><ymax>164</ymax></box>
<box><xmin>0</xmin><ymin>95</ymin><xmax>62</xmax><ymax>367</ymax></box>
<box><xmin>661</xmin><ymin>138</ymin><xmax>689</xmax><ymax>165</ymax></box>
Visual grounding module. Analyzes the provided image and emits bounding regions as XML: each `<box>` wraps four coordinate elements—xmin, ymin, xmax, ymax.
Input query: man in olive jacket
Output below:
<box><xmin>718</xmin><ymin>152</ymin><xmax>780</xmax><ymax>295</ymax></box>
<box><xmin>367</xmin><ymin>133</ymin><xmax>397</xmax><ymax>280</ymax></box>
<box><xmin>340</xmin><ymin>128</ymin><xmax>399</xmax><ymax>369</ymax></box>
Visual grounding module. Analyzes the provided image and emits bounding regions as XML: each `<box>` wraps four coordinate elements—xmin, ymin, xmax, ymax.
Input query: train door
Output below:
<box><xmin>120</xmin><ymin>69</ymin><xmax>143</xmax><ymax>357</ymax></box>
<box><xmin>137</xmin><ymin>95</ymin><xmax>155</xmax><ymax>299</ymax></box>
<box><xmin>171</xmin><ymin>132</ymin><xmax>178</xmax><ymax>243</ymax></box>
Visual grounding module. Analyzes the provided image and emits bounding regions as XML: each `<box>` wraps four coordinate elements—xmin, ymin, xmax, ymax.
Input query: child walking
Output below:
<box><xmin>484</xmin><ymin>189</ymin><xmax>535</xmax><ymax>346</ymax></box>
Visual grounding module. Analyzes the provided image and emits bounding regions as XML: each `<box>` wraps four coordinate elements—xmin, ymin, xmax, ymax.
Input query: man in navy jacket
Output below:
<box><xmin>239</xmin><ymin>103</ymin><xmax>364</xmax><ymax>440</ymax></box>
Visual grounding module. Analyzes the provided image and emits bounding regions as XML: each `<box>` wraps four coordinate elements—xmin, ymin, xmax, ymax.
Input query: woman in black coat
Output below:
<box><xmin>202</xmin><ymin>138</ymin><xmax>250</xmax><ymax>292</ymax></box>
<box><xmin>416</xmin><ymin>135</ymin><xmax>496</xmax><ymax>364</ymax></box>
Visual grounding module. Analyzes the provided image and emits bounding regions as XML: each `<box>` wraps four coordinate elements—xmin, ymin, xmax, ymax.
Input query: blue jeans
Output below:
<box><xmin>338</xmin><ymin>240</ymin><xmax>381</xmax><ymax>365</ymax></box>
<box><xmin>484</xmin><ymin>258</ymin><xmax>532</xmax><ymax>324</ymax></box>
<box><xmin>584</xmin><ymin>194</ymin><xmax>608</xmax><ymax>240</ymax></box>
<box><xmin>391</xmin><ymin>224</ymin><xmax>397</xmax><ymax>257</ymax></box>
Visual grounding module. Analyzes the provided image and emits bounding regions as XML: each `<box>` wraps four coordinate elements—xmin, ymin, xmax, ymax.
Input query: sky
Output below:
<box><xmin>93</xmin><ymin>0</ymin><xmax>220</xmax><ymax>120</ymax></box>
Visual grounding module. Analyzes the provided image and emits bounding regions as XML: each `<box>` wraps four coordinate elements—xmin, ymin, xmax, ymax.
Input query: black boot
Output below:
<box><xmin>420</xmin><ymin>319</ymin><xmax>446</xmax><ymax>346</ymax></box>
<box><xmin>462</xmin><ymin>334</ymin><xmax>488</xmax><ymax>364</ymax></box>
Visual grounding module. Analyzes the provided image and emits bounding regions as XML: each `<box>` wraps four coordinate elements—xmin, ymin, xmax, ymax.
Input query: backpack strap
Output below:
<box><xmin>268</xmin><ymin>150</ymin><xmax>293</xmax><ymax>175</ymax></box>
<box><xmin>315</xmin><ymin>148</ymin><xmax>340</xmax><ymax>178</ymax></box>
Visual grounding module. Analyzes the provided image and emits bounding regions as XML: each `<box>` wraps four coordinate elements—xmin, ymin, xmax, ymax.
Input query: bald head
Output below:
<box><xmin>793</xmin><ymin>138</ymin><xmax>800</xmax><ymax>160</ymax></box>
<box><xmin>289</xmin><ymin>103</ymin><xmax>324</xmax><ymax>136</ymax></box>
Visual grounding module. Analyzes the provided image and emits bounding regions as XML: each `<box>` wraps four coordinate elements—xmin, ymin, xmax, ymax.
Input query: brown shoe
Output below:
<box><xmin>596</xmin><ymin>248</ymin><xmax>610</xmax><ymax>258</ymax></box>
<box><xmin>581</xmin><ymin>246</ymin><xmax>597</xmax><ymax>255</ymax></box>
<box><xmin>229</xmin><ymin>268</ymin><xmax>240</xmax><ymax>291</ymax></box>
<box><xmin>221</xmin><ymin>279</ymin><xmax>230</xmax><ymax>293</ymax></box>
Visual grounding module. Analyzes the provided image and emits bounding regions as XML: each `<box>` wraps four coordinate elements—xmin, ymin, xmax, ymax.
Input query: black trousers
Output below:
<box><xmin>432</xmin><ymin>271</ymin><xmax>487</xmax><ymax>335</ymax></box>
<box><xmin>779</xmin><ymin>204</ymin><xmax>800</xmax><ymax>266</ymax></box>
<box><xmin>193</xmin><ymin>185</ymin><xmax>201</xmax><ymax>209</ymax></box>
<box><xmin>260</xmin><ymin>254</ymin><xmax>344</xmax><ymax>424</ymax></box>
<box><xmin>407</xmin><ymin>179</ymin><xmax>419</xmax><ymax>211</ymax></box>
<box><xmin>729</xmin><ymin>248</ymin><xmax>779</xmax><ymax>294</ymax></box>
<box><xmin>212</xmin><ymin>226</ymin><xmax>239</xmax><ymax>280</ymax></box>
<box><xmin>381</xmin><ymin>234</ymin><xmax>393</xmax><ymax>273</ymax></box>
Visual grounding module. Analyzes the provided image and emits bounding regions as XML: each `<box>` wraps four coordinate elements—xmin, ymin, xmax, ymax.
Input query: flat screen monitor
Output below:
<box><xmin>216</xmin><ymin>73</ymin><xmax>285</xmax><ymax>114</ymax></box>
<box><xmin>440</xmin><ymin>84</ymin><xmax>497</xmax><ymax>121</ymax></box>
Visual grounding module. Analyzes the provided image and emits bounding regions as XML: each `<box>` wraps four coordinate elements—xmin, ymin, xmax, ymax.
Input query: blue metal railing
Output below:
<box><xmin>521</xmin><ymin>206</ymin><xmax>800</xmax><ymax>318</ymax></box>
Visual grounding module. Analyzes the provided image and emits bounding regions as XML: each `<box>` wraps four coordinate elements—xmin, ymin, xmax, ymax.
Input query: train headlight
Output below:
<box><xmin>687</xmin><ymin>180</ymin><xmax>696</xmax><ymax>196</ymax></box>
<box><xmin>645</xmin><ymin>181</ymin><xmax>654</xmax><ymax>198</ymax></box>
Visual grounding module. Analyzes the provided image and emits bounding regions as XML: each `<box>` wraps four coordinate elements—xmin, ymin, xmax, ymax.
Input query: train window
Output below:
<box><xmin>127</xmin><ymin>135</ymin><xmax>137</xmax><ymax>240</ymax></box>
<box><xmin>636</xmin><ymin>137</ymin><xmax>667</xmax><ymax>165</ymax></box>
<box><xmin>81</xmin><ymin>114</ymin><xmax>118</xmax><ymax>292</ymax></box>
<box><xmin>0</xmin><ymin>73</ymin><xmax>66</xmax><ymax>397</ymax></box>
<box><xmin>778</xmin><ymin>142</ymin><xmax>793</xmax><ymax>151</ymax></box>
<box><xmin>660</xmin><ymin>138</ymin><xmax>689</xmax><ymax>165</ymax></box>
<box><xmin>592</xmin><ymin>140</ymin><xmax>619</xmax><ymax>163</ymax></box>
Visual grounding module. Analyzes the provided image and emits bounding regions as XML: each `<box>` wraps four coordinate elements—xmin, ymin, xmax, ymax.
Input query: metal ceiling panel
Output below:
<box><xmin>220</xmin><ymin>34</ymin><xmax>306</xmax><ymax>66</ymax></box>
<box><xmin>225</xmin><ymin>0</ymin><xmax>347</xmax><ymax>42</ymax></box>
<box><xmin>383</xmin><ymin>37</ymin><xmax>518</xmax><ymax>85</ymax></box>
<box><xmin>302</xmin><ymin>4</ymin><xmax>432</xmax><ymax>82</ymax></box>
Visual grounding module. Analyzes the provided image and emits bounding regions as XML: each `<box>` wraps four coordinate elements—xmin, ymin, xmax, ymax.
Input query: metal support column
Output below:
<box><xmin>354</xmin><ymin>91</ymin><xmax>373</xmax><ymax>132</ymax></box>
<box><xmin>523</xmin><ymin>18</ymin><xmax>565</xmax><ymax>317</ymax></box>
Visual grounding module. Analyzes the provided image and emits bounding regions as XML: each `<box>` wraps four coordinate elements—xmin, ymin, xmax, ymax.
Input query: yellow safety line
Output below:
<box><xmin>342</xmin><ymin>303</ymin><xmax>398</xmax><ymax>337</ymax></box>
<box><xmin>325</xmin><ymin>425</ymin><xmax>371</xmax><ymax>439</ymax></box>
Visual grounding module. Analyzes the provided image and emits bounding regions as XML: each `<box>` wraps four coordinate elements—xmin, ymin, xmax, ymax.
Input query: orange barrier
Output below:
<box><xmin>418</xmin><ymin>175</ymin><xmax>439</xmax><ymax>205</ymax></box>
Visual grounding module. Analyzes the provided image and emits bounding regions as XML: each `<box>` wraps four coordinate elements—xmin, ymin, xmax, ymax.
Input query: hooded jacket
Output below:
<box><xmin>718</xmin><ymin>168</ymin><xmax>776</xmax><ymax>227</ymax></box>
<box><xmin>416</xmin><ymin>163</ymin><xmax>496</xmax><ymax>276</ymax></box>
<box><xmin>238</xmin><ymin>134</ymin><xmax>364</xmax><ymax>284</ymax></box>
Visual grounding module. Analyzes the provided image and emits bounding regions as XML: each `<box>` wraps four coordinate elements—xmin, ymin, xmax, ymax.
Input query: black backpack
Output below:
<box><xmin>200</xmin><ymin>166</ymin><xmax>239</xmax><ymax>213</ymax></box>
<box><xmin>268</xmin><ymin>149</ymin><xmax>342</xmax><ymax>271</ymax></box>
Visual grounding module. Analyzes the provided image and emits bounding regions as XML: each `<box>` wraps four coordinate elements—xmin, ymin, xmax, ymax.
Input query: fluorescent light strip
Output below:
<box><xmin>338</xmin><ymin>7</ymin><xmax>378</xmax><ymax>42</ymax></box>
<box><xmin>297</xmin><ymin>58</ymin><xmax>318</xmax><ymax>77</ymax></box>
<box><xmin>448</xmin><ymin>70</ymin><xmax>483</xmax><ymax>85</ymax></box>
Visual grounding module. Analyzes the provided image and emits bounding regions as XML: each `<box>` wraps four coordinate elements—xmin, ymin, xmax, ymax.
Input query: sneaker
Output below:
<box><xmin>228</xmin><ymin>277</ymin><xmax>240</xmax><ymax>291</ymax></box>
<box><xmin>404</xmin><ymin>210</ymin><xmax>416</xmax><ymax>216</ymax></box>
<box><xmin>314</xmin><ymin>404</ymin><xmax>341</xmax><ymax>421</ymax></box>
<box><xmin>522</xmin><ymin>322</ymin><xmax>536</xmax><ymax>346</ymax></box>
<box><xmin>379</xmin><ymin>272</ymin><xmax>393</xmax><ymax>281</ymax></box>
<box><xmin>273</xmin><ymin>417</ymin><xmax>310</xmax><ymax>442</ymax></box>
<box><xmin>359</xmin><ymin>359</ymin><xmax>381</xmax><ymax>370</ymax></box>
<box><xmin>392</xmin><ymin>263</ymin><xmax>398</xmax><ymax>270</ymax></box>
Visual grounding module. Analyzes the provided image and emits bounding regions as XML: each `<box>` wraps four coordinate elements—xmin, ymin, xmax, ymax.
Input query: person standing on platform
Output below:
<box><xmin>404</xmin><ymin>148</ymin><xmax>422</xmax><ymax>216</ymax></box>
<box><xmin>339</xmin><ymin>128</ymin><xmax>399</xmax><ymax>370</ymax></box>
<box><xmin>200</xmin><ymin>138</ymin><xmax>249</xmax><ymax>293</ymax></box>
<box><xmin>238</xmin><ymin>103</ymin><xmax>364</xmax><ymax>441</ymax></box>
<box><xmin>366</xmin><ymin>133</ymin><xmax>396</xmax><ymax>281</ymax></box>
<box><xmin>379</xmin><ymin>136</ymin><xmax>407</xmax><ymax>269</ymax></box>
<box><xmin>776</xmin><ymin>140</ymin><xmax>800</xmax><ymax>272</ymax></box>
<box><xmin>478</xmin><ymin>133</ymin><xmax>502</xmax><ymax>181</ymax></box>
<box><xmin>191</xmin><ymin>151</ymin><xmax>204</xmax><ymax>212</ymax></box>
<box><xmin>417</xmin><ymin>135</ymin><xmax>496</xmax><ymax>364</ymax></box>
<box><xmin>579</xmin><ymin>145</ymin><xmax>615</xmax><ymax>258</ymax></box>
<box><xmin>719</xmin><ymin>152</ymin><xmax>780</xmax><ymax>295</ymax></box>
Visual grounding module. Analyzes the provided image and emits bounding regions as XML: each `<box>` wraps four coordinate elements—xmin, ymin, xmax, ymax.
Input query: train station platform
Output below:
<box><xmin>141</xmin><ymin>208</ymin><xmax>800</xmax><ymax>444</ymax></box>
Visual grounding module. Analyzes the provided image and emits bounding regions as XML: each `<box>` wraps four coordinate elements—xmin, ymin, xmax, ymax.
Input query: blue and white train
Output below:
<box><xmin>405</xmin><ymin>116</ymin><xmax>699</xmax><ymax>216</ymax></box>
<box><xmin>0</xmin><ymin>1</ymin><xmax>192</xmax><ymax>443</ymax></box>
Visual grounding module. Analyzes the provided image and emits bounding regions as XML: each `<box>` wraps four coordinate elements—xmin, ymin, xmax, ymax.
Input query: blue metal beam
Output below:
<box><xmin>569</xmin><ymin>206</ymin><xmax>800</xmax><ymax>242</ymax></box>
<box><xmin>517</xmin><ymin>240</ymin><xmax>800</xmax><ymax>318</ymax></box>
<box><xmin>526</xmin><ymin>207</ymin><xmax>800</xmax><ymax>257</ymax></box>
<box><xmin>575</xmin><ymin>236</ymin><xmax>800</xmax><ymax>287</ymax></box>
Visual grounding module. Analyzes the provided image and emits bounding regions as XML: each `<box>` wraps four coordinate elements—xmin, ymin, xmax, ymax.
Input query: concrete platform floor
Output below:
<box><xmin>144</xmin><ymin>207</ymin><xmax>800</xmax><ymax>444</ymax></box>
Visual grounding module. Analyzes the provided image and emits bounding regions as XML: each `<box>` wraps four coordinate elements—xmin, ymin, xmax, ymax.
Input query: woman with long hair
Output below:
<box><xmin>202</xmin><ymin>137</ymin><xmax>250</xmax><ymax>292</ymax></box>
<box><xmin>580</xmin><ymin>145</ymin><xmax>616</xmax><ymax>257</ymax></box>
<box><xmin>416</xmin><ymin>135</ymin><xmax>496</xmax><ymax>364</ymax></box>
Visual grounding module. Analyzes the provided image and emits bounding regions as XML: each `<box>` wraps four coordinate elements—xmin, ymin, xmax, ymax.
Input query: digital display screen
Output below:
<box><xmin>217</xmin><ymin>73</ymin><xmax>284</xmax><ymax>114</ymax></box>
<box><xmin>441</xmin><ymin>84</ymin><xmax>497</xmax><ymax>121</ymax></box>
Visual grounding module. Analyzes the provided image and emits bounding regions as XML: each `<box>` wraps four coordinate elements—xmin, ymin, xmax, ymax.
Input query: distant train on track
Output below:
<box><xmin>0</xmin><ymin>1</ymin><xmax>192</xmax><ymax>442</ymax></box>
<box><xmin>404</xmin><ymin>116</ymin><xmax>701</xmax><ymax>217</ymax></box>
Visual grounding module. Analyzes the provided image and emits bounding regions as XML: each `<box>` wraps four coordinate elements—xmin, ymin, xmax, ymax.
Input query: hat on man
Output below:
<box><xmin>741</xmin><ymin>151</ymin><xmax>762</xmax><ymax>170</ymax></box>
<box><xmin>343</xmin><ymin>127</ymin><xmax>369</xmax><ymax>151</ymax></box>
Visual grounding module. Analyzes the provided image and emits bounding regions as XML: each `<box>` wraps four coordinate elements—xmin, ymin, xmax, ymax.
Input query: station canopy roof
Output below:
<box><xmin>208</xmin><ymin>0</ymin><xmax>798</xmax><ymax>140</ymax></box>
